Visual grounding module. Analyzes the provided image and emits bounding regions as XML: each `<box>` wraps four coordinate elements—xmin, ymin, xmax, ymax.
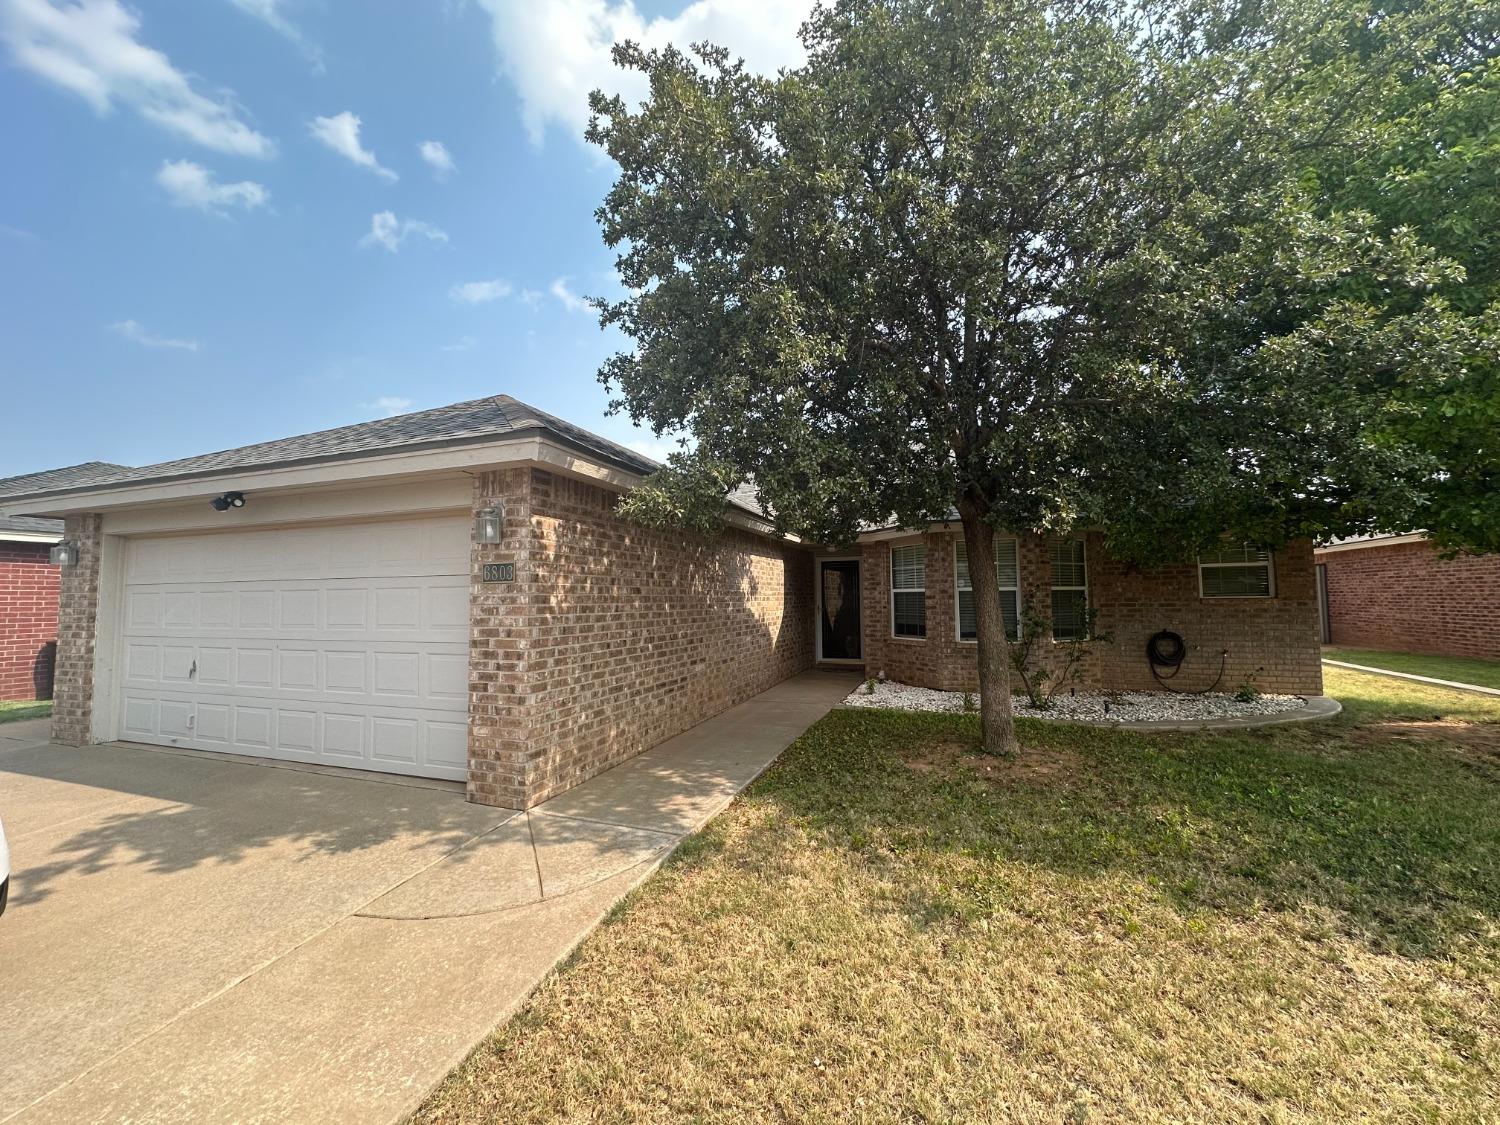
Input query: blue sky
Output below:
<box><xmin>0</xmin><ymin>0</ymin><xmax>811</xmax><ymax>478</ymax></box>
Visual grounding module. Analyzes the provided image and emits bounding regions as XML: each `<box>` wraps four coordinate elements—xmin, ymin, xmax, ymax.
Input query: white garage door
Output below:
<box><xmin>116</xmin><ymin>514</ymin><xmax>471</xmax><ymax>781</ymax></box>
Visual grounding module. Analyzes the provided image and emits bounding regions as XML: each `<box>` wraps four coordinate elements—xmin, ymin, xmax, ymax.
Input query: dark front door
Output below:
<box><xmin>819</xmin><ymin>559</ymin><xmax>862</xmax><ymax>660</ymax></box>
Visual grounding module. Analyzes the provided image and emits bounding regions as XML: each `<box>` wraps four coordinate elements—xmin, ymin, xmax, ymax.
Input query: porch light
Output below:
<box><xmin>210</xmin><ymin>491</ymin><xmax>246</xmax><ymax>512</ymax></box>
<box><xmin>475</xmin><ymin>505</ymin><xmax>503</xmax><ymax>544</ymax></box>
<box><xmin>49</xmin><ymin>541</ymin><xmax>78</xmax><ymax>566</ymax></box>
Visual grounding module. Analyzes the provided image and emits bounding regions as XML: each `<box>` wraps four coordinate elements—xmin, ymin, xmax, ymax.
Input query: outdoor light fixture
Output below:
<box><xmin>49</xmin><ymin>541</ymin><xmax>78</xmax><ymax>566</ymax></box>
<box><xmin>475</xmin><ymin>505</ymin><xmax>503</xmax><ymax>544</ymax></box>
<box><xmin>210</xmin><ymin>491</ymin><xmax>246</xmax><ymax>512</ymax></box>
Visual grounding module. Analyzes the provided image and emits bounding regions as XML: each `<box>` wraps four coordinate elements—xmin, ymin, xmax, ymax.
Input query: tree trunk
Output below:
<box><xmin>958</xmin><ymin>503</ymin><xmax>1019</xmax><ymax>756</ymax></box>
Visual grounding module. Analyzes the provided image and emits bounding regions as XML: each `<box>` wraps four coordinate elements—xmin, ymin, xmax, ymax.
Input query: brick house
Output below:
<box><xmin>0</xmin><ymin>396</ymin><xmax>1321</xmax><ymax>809</ymax></box>
<box><xmin>1315</xmin><ymin>534</ymin><xmax>1500</xmax><ymax>660</ymax></box>
<box><xmin>0</xmin><ymin>463</ymin><xmax>126</xmax><ymax>702</ymax></box>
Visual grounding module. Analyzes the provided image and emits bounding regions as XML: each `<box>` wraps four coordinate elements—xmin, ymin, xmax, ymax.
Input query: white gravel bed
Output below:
<box><xmin>841</xmin><ymin>678</ymin><xmax>1308</xmax><ymax>722</ymax></box>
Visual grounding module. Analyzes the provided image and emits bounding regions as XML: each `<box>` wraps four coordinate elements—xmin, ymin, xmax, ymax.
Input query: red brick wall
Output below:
<box><xmin>1318</xmin><ymin>540</ymin><xmax>1500</xmax><ymax>660</ymax></box>
<box><xmin>860</xmin><ymin>530</ymin><xmax>1322</xmax><ymax>696</ymax></box>
<box><xmin>0</xmin><ymin>541</ymin><xmax>60</xmax><ymax>700</ymax></box>
<box><xmin>468</xmin><ymin>468</ymin><xmax>816</xmax><ymax>809</ymax></box>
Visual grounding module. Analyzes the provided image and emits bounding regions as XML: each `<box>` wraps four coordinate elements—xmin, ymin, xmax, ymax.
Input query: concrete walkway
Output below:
<box><xmin>1323</xmin><ymin>658</ymin><xmax>1500</xmax><ymax>698</ymax></box>
<box><xmin>0</xmin><ymin>671</ymin><xmax>858</xmax><ymax>1125</ymax></box>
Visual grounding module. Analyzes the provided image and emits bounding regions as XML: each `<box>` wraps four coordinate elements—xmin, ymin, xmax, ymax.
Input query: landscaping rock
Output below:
<box><xmin>841</xmin><ymin>679</ymin><xmax>1308</xmax><ymax>722</ymax></box>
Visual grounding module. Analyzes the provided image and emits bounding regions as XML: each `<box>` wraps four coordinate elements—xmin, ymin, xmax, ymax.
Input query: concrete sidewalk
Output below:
<box><xmin>0</xmin><ymin>671</ymin><xmax>858</xmax><ymax>1125</ymax></box>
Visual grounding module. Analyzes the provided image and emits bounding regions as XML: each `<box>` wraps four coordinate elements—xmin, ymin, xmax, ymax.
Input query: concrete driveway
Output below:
<box><xmin>0</xmin><ymin>672</ymin><xmax>858</xmax><ymax>1124</ymax></box>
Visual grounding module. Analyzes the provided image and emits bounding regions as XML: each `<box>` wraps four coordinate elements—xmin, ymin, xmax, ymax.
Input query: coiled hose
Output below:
<box><xmin>1146</xmin><ymin>629</ymin><xmax>1226</xmax><ymax>694</ymax></box>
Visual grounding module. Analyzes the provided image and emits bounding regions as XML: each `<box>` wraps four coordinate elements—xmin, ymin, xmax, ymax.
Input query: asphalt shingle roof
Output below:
<box><xmin>0</xmin><ymin>462</ymin><xmax>131</xmax><ymax>536</ymax></box>
<box><xmin>0</xmin><ymin>396</ymin><xmax>660</xmax><ymax>503</ymax></box>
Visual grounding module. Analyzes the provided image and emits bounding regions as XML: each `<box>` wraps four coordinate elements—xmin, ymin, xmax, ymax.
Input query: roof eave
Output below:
<box><xmin>0</xmin><ymin>528</ymin><xmax>64</xmax><ymax>544</ymax></box>
<box><xmin>0</xmin><ymin>432</ymin><xmax>646</xmax><ymax>517</ymax></box>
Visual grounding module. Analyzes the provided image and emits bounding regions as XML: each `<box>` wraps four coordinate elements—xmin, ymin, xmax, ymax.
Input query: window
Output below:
<box><xmin>1050</xmin><ymin>539</ymin><xmax>1088</xmax><ymax>639</ymax></box>
<box><xmin>955</xmin><ymin>538</ymin><xmax>1020</xmax><ymax>641</ymax></box>
<box><xmin>1199</xmin><ymin>544</ymin><xmax>1275</xmax><ymax>598</ymax></box>
<box><xmin>890</xmin><ymin>543</ymin><xmax>926</xmax><ymax>638</ymax></box>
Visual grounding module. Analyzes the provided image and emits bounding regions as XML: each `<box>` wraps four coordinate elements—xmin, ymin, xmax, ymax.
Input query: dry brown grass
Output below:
<box><xmin>412</xmin><ymin>668</ymin><xmax>1500</xmax><ymax>1124</ymax></box>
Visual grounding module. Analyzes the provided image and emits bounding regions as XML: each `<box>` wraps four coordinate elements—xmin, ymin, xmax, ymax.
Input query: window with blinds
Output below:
<box><xmin>890</xmin><ymin>543</ymin><xmax>926</xmax><ymax>638</ymax></box>
<box><xmin>1050</xmin><ymin>538</ymin><xmax>1088</xmax><ymax>640</ymax></box>
<box><xmin>955</xmin><ymin>538</ymin><xmax>1020</xmax><ymax>641</ymax></box>
<box><xmin>1199</xmin><ymin>545</ymin><xmax>1275</xmax><ymax>598</ymax></box>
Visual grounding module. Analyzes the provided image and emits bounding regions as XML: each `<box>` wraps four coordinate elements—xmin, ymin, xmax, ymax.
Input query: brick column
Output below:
<box><xmin>52</xmin><ymin>513</ymin><xmax>103</xmax><ymax>746</ymax></box>
<box><xmin>466</xmin><ymin>468</ymin><xmax>545</xmax><ymax>808</ymax></box>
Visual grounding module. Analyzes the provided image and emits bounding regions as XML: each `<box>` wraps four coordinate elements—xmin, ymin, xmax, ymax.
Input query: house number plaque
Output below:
<box><xmin>482</xmin><ymin>562</ymin><xmax>515</xmax><ymax>583</ymax></box>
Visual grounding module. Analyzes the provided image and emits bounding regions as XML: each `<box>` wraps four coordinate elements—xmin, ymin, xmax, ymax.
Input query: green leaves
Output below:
<box><xmin>588</xmin><ymin>0</ymin><xmax>1499</xmax><ymax>559</ymax></box>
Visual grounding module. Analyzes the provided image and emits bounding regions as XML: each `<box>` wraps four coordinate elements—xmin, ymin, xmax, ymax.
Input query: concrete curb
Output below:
<box><xmin>1322</xmin><ymin>659</ymin><xmax>1500</xmax><ymax>698</ymax></box>
<box><xmin>1009</xmin><ymin>694</ymin><xmax>1344</xmax><ymax>732</ymax></box>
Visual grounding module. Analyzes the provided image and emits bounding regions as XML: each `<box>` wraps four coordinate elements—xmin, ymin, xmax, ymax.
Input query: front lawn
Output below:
<box><xmin>0</xmin><ymin>699</ymin><xmax>51</xmax><ymax>724</ymax></box>
<box><xmin>414</xmin><ymin>668</ymin><xmax>1500</xmax><ymax>1123</ymax></box>
<box><xmin>1324</xmin><ymin>645</ymin><xmax>1500</xmax><ymax>691</ymax></box>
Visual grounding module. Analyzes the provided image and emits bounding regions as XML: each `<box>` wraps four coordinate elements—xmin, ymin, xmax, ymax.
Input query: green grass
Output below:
<box><xmin>413</xmin><ymin>668</ymin><xmax>1500</xmax><ymax>1124</ymax></box>
<box><xmin>1323</xmin><ymin>645</ymin><xmax>1500</xmax><ymax>690</ymax></box>
<box><xmin>0</xmin><ymin>699</ymin><xmax>51</xmax><ymax>724</ymax></box>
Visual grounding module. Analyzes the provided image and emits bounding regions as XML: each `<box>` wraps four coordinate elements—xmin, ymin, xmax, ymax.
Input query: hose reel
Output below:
<box><xmin>1146</xmin><ymin>629</ymin><xmax>1225</xmax><ymax>694</ymax></box>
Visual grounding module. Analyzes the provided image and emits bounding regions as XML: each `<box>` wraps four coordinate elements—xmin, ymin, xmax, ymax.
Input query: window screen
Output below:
<box><xmin>890</xmin><ymin>544</ymin><xmax>926</xmax><ymax>638</ymax></box>
<box><xmin>955</xmin><ymin>539</ymin><xmax>1020</xmax><ymax>641</ymax></box>
<box><xmin>1200</xmin><ymin>545</ymin><xmax>1274</xmax><ymax>598</ymax></box>
<box><xmin>1050</xmin><ymin>539</ymin><xmax>1088</xmax><ymax>640</ymax></box>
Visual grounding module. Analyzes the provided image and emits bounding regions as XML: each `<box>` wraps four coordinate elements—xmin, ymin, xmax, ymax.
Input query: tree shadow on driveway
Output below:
<box><xmin>1</xmin><ymin>741</ymin><xmax>508</xmax><ymax>907</ymax></box>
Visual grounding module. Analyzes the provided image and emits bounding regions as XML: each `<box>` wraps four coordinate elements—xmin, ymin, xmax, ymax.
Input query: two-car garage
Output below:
<box><xmin>113</xmin><ymin>513</ymin><xmax>472</xmax><ymax>781</ymax></box>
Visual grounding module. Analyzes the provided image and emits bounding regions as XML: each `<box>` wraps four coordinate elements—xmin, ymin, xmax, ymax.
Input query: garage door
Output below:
<box><xmin>116</xmin><ymin>514</ymin><xmax>471</xmax><ymax>780</ymax></box>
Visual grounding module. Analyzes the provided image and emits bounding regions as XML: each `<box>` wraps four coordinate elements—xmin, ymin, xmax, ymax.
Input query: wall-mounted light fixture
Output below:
<box><xmin>49</xmin><ymin>541</ymin><xmax>78</xmax><ymax>566</ymax></box>
<box><xmin>210</xmin><ymin>491</ymin><xmax>246</xmax><ymax>512</ymax></box>
<box><xmin>475</xmin><ymin>505</ymin><xmax>503</xmax><ymax>544</ymax></box>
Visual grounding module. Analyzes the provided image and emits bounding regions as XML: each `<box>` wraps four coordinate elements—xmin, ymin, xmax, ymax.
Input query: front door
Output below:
<box><xmin>818</xmin><ymin>559</ymin><xmax>862</xmax><ymax>661</ymax></box>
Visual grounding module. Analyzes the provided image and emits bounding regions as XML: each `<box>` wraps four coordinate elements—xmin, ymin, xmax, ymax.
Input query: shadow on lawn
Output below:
<box><xmin>751</xmin><ymin>692</ymin><xmax>1500</xmax><ymax>962</ymax></box>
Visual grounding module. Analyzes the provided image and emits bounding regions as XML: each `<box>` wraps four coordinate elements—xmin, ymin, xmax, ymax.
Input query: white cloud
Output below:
<box><xmin>360</xmin><ymin>395</ymin><xmax>414</xmax><ymax>417</ymax></box>
<box><xmin>1</xmin><ymin>0</ymin><xmax>274</xmax><ymax>157</ymax></box>
<box><xmin>156</xmin><ymin>158</ymin><xmax>268</xmax><ymax>213</ymax></box>
<box><xmin>418</xmin><ymin>139</ymin><xmax>455</xmax><ymax>179</ymax></box>
<box><xmin>550</xmin><ymin>276</ymin><xmax>590</xmax><ymax>314</ymax></box>
<box><xmin>226</xmin><ymin>0</ymin><xmax>322</xmax><ymax>71</ymax></box>
<box><xmin>358</xmin><ymin>210</ymin><xmax>447</xmax><ymax>252</ymax></box>
<box><xmin>110</xmin><ymin>318</ymin><xmax>199</xmax><ymax>351</ymax></box>
<box><xmin>473</xmin><ymin>0</ymin><xmax>811</xmax><ymax>146</ymax></box>
<box><xmin>519</xmin><ymin>288</ymin><xmax>544</xmax><ymax>309</ymax></box>
<box><xmin>449</xmin><ymin>278</ymin><xmax>512</xmax><ymax>304</ymax></box>
<box><xmin>0</xmin><ymin>224</ymin><xmax>38</xmax><ymax>240</ymax></box>
<box><xmin>441</xmin><ymin>336</ymin><xmax>476</xmax><ymax>352</ymax></box>
<box><xmin>309</xmin><ymin>111</ymin><xmax>396</xmax><ymax>179</ymax></box>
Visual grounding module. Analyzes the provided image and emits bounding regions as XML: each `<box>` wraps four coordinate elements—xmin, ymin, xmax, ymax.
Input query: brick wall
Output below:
<box><xmin>860</xmin><ymin>530</ymin><xmax>1322</xmax><ymax>696</ymax></box>
<box><xmin>52</xmin><ymin>514</ymin><xmax>103</xmax><ymax>745</ymax></box>
<box><xmin>467</xmin><ymin>469</ymin><xmax>816</xmax><ymax>809</ymax></box>
<box><xmin>1319</xmin><ymin>539</ymin><xmax>1500</xmax><ymax>660</ymax></box>
<box><xmin>0</xmin><ymin>541</ymin><xmax>59</xmax><ymax>700</ymax></box>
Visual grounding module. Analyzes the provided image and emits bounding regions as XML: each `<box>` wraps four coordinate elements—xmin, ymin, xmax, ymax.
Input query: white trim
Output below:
<box><xmin>1198</xmin><ymin>547</ymin><xmax>1276</xmax><ymax>599</ymax></box>
<box><xmin>1049</xmin><ymin>537</ymin><xmax>1089</xmax><ymax>640</ymax></box>
<box><xmin>0</xmin><ymin>529</ymin><xmax>63</xmax><ymax>544</ymax></box>
<box><xmin>91</xmin><ymin>532</ymin><xmax>127</xmax><ymax>745</ymax></box>
<box><xmin>953</xmin><ymin>536</ymin><xmax>1020</xmax><ymax>643</ymax></box>
<box><xmin>889</xmin><ymin>542</ymin><xmax>927</xmax><ymax>640</ymax></box>
<box><xmin>814</xmin><ymin>556</ymin><xmax>864</xmax><ymax>663</ymax></box>
<box><xmin>859</xmin><ymin>522</ymin><xmax>957</xmax><ymax>544</ymax></box>
<box><xmin>1314</xmin><ymin>532</ymin><xmax>1427</xmax><ymax>555</ymax></box>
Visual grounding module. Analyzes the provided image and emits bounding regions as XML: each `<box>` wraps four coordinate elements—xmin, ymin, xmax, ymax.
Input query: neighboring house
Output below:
<box><xmin>0</xmin><ymin>396</ymin><xmax>1321</xmax><ymax>809</ymax></box>
<box><xmin>0</xmin><ymin>463</ymin><xmax>127</xmax><ymax>701</ymax></box>
<box><xmin>1315</xmin><ymin>534</ymin><xmax>1500</xmax><ymax>660</ymax></box>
